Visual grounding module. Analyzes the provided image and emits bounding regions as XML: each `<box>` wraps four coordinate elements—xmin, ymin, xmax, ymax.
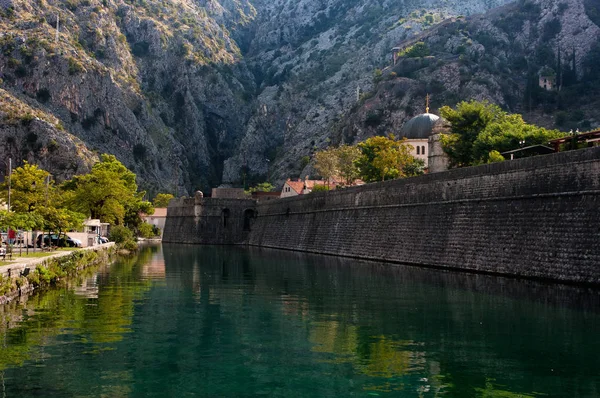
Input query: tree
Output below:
<box><xmin>152</xmin><ymin>193</ymin><xmax>174</xmax><ymax>207</ymax></box>
<box><xmin>0</xmin><ymin>162</ymin><xmax>53</xmax><ymax>213</ymax></box>
<box><xmin>64</xmin><ymin>154</ymin><xmax>153</xmax><ymax>226</ymax></box>
<box><xmin>440</xmin><ymin>100</ymin><xmax>505</xmax><ymax>167</ymax></box>
<box><xmin>336</xmin><ymin>144</ymin><xmax>361</xmax><ymax>185</ymax></box>
<box><xmin>137</xmin><ymin>222</ymin><xmax>155</xmax><ymax>238</ymax></box>
<box><xmin>247</xmin><ymin>182</ymin><xmax>275</xmax><ymax>193</ymax></box>
<box><xmin>472</xmin><ymin>114</ymin><xmax>563</xmax><ymax>163</ymax></box>
<box><xmin>440</xmin><ymin>100</ymin><xmax>565</xmax><ymax>166</ymax></box>
<box><xmin>36</xmin><ymin>207</ymin><xmax>85</xmax><ymax>237</ymax></box>
<box><xmin>356</xmin><ymin>135</ymin><xmax>415</xmax><ymax>182</ymax></box>
<box><xmin>313</xmin><ymin>148</ymin><xmax>339</xmax><ymax>187</ymax></box>
<box><xmin>403</xmin><ymin>158</ymin><xmax>426</xmax><ymax>176</ymax></box>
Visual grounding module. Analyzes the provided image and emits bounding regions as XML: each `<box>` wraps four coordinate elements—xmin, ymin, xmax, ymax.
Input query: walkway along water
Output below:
<box><xmin>0</xmin><ymin>243</ymin><xmax>116</xmax><ymax>304</ymax></box>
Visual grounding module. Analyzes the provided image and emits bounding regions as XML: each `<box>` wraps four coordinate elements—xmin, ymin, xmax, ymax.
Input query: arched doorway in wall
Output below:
<box><xmin>222</xmin><ymin>208</ymin><xmax>230</xmax><ymax>228</ymax></box>
<box><xmin>243</xmin><ymin>209</ymin><xmax>255</xmax><ymax>231</ymax></box>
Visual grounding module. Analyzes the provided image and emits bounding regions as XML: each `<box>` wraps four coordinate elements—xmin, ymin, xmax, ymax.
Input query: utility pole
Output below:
<box><xmin>356</xmin><ymin>85</ymin><xmax>360</xmax><ymax>102</ymax></box>
<box><xmin>7</xmin><ymin>158</ymin><xmax>11</xmax><ymax>212</ymax></box>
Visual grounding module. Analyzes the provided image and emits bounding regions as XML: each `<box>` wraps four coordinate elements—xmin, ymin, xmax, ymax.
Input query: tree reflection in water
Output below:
<box><xmin>0</xmin><ymin>244</ymin><xmax>598</xmax><ymax>397</ymax></box>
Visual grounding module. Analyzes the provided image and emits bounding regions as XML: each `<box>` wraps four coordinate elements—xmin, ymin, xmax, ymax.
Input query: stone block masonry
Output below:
<box><xmin>247</xmin><ymin>147</ymin><xmax>600</xmax><ymax>285</ymax></box>
<box><xmin>163</xmin><ymin>192</ymin><xmax>256</xmax><ymax>245</ymax></box>
<box><xmin>163</xmin><ymin>147</ymin><xmax>600</xmax><ymax>285</ymax></box>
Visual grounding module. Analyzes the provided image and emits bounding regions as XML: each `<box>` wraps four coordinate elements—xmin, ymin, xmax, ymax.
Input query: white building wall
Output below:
<box><xmin>406</xmin><ymin>139</ymin><xmax>429</xmax><ymax>166</ymax></box>
<box><xmin>280</xmin><ymin>182</ymin><xmax>300</xmax><ymax>198</ymax></box>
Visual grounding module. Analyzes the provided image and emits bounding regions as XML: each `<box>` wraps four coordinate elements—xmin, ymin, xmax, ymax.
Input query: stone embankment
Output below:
<box><xmin>0</xmin><ymin>243</ymin><xmax>115</xmax><ymax>305</ymax></box>
<box><xmin>248</xmin><ymin>147</ymin><xmax>600</xmax><ymax>285</ymax></box>
<box><xmin>164</xmin><ymin>147</ymin><xmax>600</xmax><ymax>285</ymax></box>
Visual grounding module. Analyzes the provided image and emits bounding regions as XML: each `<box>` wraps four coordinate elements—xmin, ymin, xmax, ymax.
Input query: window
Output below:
<box><xmin>416</xmin><ymin>146</ymin><xmax>420</xmax><ymax>155</ymax></box>
<box><xmin>422</xmin><ymin>145</ymin><xmax>425</xmax><ymax>154</ymax></box>
<box><xmin>243</xmin><ymin>209</ymin><xmax>255</xmax><ymax>231</ymax></box>
<box><xmin>222</xmin><ymin>208</ymin><xmax>230</xmax><ymax>227</ymax></box>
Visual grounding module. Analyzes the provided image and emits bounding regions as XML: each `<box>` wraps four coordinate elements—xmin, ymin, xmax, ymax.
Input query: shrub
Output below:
<box><xmin>364</xmin><ymin>110</ymin><xmax>383</xmax><ymax>127</ymax></box>
<box><xmin>67</xmin><ymin>57</ymin><xmax>84</xmax><ymax>75</ymax></box>
<box><xmin>312</xmin><ymin>184</ymin><xmax>329</xmax><ymax>192</ymax></box>
<box><xmin>119</xmin><ymin>238</ymin><xmax>138</xmax><ymax>252</ymax></box>
<box><xmin>109</xmin><ymin>225</ymin><xmax>134</xmax><ymax>243</ymax></box>
<box><xmin>137</xmin><ymin>222</ymin><xmax>154</xmax><ymax>238</ymax></box>
<box><xmin>36</xmin><ymin>88</ymin><xmax>51</xmax><ymax>103</ymax></box>
<box><xmin>133</xmin><ymin>143</ymin><xmax>147</xmax><ymax>162</ymax></box>
<box><xmin>373</xmin><ymin>68</ymin><xmax>383</xmax><ymax>83</ymax></box>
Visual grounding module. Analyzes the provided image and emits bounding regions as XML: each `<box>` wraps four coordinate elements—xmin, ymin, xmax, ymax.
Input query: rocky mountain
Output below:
<box><xmin>0</xmin><ymin>0</ymin><xmax>598</xmax><ymax>194</ymax></box>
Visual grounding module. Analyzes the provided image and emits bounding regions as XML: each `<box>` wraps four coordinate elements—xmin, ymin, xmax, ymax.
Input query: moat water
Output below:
<box><xmin>0</xmin><ymin>244</ymin><xmax>599</xmax><ymax>397</ymax></box>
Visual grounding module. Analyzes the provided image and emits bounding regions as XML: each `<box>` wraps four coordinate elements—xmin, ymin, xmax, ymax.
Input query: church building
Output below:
<box><xmin>398</xmin><ymin>96</ymin><xmax>450</xmax><ymax>173</ymax></box>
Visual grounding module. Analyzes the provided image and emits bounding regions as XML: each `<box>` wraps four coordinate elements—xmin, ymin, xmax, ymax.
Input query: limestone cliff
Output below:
<box><xmin>0</xmin><ymin>0</ymin><xmax>254</xmax><ymax>193</ymax></box>
<box><xmin>1</xmin><ymin>0</ymin><xmax>598</xmax><ymax>193</ymax></box>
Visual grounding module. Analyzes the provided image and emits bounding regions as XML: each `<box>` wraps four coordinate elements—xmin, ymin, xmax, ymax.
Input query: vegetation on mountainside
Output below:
<box><xmin>1</xmin><ymin>0</ymin><xmax>598</xmax><ymax>193</ymax></box>
<box><xmin>439</xmin><ymin>100</ymin><xmax>564</xmax><ymax>167</ymax></box>
<box><xmin>357</xmin><ymin>0</ymin><xmax>600</xmax><ymax>143</ymax></box>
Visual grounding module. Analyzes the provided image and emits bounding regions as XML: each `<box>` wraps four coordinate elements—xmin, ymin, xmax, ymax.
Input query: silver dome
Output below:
<box><xmin>400</xmin><ymin>113</ymin><xmax>440</xmax><ymax>139</ymax></box>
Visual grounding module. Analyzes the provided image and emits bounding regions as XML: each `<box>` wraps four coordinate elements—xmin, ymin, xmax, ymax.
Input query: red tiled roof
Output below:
<box><xmin>285</xmin><ymin>180</ymin><xmax>305</xmax><ymax>194</ymax></box>
<box><xmin>143</xmin><ymin>208</ymin><xmax>168</xmax><ymax>218</ymax></box>
<box><xmin>284</xmin><ymin>178</ymin><xmax>334</xmax><ymax>194</ymax></box>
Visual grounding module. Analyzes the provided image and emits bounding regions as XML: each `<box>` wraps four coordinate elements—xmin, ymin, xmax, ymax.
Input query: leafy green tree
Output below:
<box><xmin>152</xmin><ymin>193</ymin><xmax>174</xmax><ymax>207</ymax></box>
<box><xmin>108</xmin><ymin>225</ymin><xmax>134</xmax><ymax>244</ymax></box>
<box><xmin>137</xmin><ymin>222</ymin><xmax>155</xmax><ymax>238</ymax></box>
<box><xmin>64</xmin><ymin>154</ymin><xmax>153</xmax><ymax>226</ymax></box>
<box><xmin>0</xmin><ymin>162</ymin><xmax>53</xmax><ymax>212</ymax></box>
<box><xmin>356</xmin><ymin>135</ymin><xmax>415</xmax><ymax>182</ymax></box>
<box><xmin>336</xmin><ymin>144</ymin><xmax>361</xmax><ymax>185</ymax></box>
<box><xmin>313</xmin><ymin>148</ymin><xmax>339</xmax><ymax>187</ymax></box>
<box><xmin>472</xmin><ymin>114</ymin><xmax>563</xmax><ymax>163</ymax></box>
<box><xmin>247</xmin><ymin>182</ymin><xmax>275</xmax><ymax>193</ymax></box>
<box><xmin>0</xmin><ymin>211</ymin><xmax>43</xmax><ymax>232</ymax></box>
<box><xmin>403</xmin><ymin>158</ymin><xmax>426</xmax><ymax>176</ymax></box>
<box><xmin>440</xmin><ymin>100</ymin><xmax>505</xmax><ymax>167</ymax></box>
<box><xmin>36</xmin><ymin>207</ymin><xmax>85</xmax><ymax>237</ymax></box>
<box><xmin>440</xmin><ymin>100</ymin><xmax>565</xmax><ymax>166</ymax></box>
<box><xmin>487</xmin><ymin>150</ymin><xmax>505</xmax><ymax>163</ymax></box>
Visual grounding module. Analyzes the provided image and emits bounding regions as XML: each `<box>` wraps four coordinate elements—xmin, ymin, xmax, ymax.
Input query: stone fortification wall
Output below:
<box><xmin>248</xmin><ymin>147</ymin><xmax>600</xmax><ymax>284</ymax></box>
<box><xmin>163</xmin><ymin>195</ymin><xmax>256</xmax><ymax>245</ymax></box>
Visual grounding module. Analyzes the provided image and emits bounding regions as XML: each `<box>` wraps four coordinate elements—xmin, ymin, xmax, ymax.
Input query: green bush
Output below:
<box><xmin>120</xmin><ymin>238</ymin><xmax>138</xmax><ymax>252</ymax></box>
<box><xmin>138</xmin><ymin>222</ymin><xmax>154</xmax><ymax>238</ymax></box>
<box><xmin>109</xmin><ymin>225</ymin><xmax>134</xmax><ymax>243</ymax></box>
<box><xmin>67</xmin><ymin>57</ymin><xmax>84</xmax><ymax>75</ymax></box>
<box><xmin>312</xmin><ymin>185</ymin><xmax>329</xmax><ymax>192</ymax></box>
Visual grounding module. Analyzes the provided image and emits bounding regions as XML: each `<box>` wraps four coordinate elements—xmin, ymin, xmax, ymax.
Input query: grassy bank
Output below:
<box><xmin>0</xmin><ymin>245</ymin><xmax>116</xmax><ymax>304</ymax></box>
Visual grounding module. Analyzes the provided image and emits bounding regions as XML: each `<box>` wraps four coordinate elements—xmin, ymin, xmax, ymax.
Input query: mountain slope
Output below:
<box><xmin>1</xmin><ymin>0</ymin><xmax>598</xmax><ymax>193</ymax></box>
<box><xmin>0</xmin><ymin>0</ymin><xmax>255</xmax><ymax>193</ymax></box>
<box><xmin>332</xmin><ymin>0</ymin><xmax>600</xmax><ymax>146</ymax></box>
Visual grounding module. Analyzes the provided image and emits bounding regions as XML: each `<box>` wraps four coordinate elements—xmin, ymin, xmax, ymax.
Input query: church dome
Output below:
<box><xmin>400</xmin><ymin>113</ymin><xmax>440</xmax><ymax>139</ymax></box>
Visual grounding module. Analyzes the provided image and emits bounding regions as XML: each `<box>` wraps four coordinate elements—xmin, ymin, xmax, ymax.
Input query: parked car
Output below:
<box><xmin>36</xmin><ymin>234</ymin><xmax>81</xmax><ymax>248</ymax></box>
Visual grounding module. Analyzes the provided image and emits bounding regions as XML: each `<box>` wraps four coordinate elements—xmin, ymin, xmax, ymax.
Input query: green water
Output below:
<box><xmin>0</xmin><ymin>244</ymin><xmax>599</xmax><ymax>397</ymax></box>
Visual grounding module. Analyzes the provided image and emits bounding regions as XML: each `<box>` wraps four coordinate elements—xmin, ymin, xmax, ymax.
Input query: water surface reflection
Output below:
<box><xmin>0</xmin><ymin>244</ymin><xmax>598</xmax><ymax>397</ymax></box>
